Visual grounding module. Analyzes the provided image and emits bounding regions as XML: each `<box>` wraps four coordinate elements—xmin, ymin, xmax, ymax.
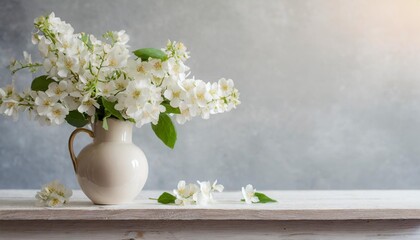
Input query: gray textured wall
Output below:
<box><xmin>1</xmin><ymin>0</ymin><xmax>420</xmax><ymax>190</ymax></box>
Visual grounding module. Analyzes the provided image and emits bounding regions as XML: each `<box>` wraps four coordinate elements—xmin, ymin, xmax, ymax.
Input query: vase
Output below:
<box><xmin>68</xmin><ymin>118</ymin><xmax>148</xmax><ymax>204</ymax></box>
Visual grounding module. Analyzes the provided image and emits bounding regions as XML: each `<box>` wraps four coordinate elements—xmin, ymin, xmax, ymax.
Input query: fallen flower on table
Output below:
<box><xmin>241</xmin><ymin>184</ymin><xmax>259</xmax><ymax>204</ymax></box>
<box><xmin>193</xmin><ymin>180</ymin><xmax>224</xmax><ymax>206</ymax></box>
<box><xmin>241</xmin><ymin>184</ymin><xmax>277</xmax><ymax>204</ymax></box>
<box><xmin>173</xmin><ymin>180</ymin><xmax>199</xmax><ymax>205</ymax></box>
<box><xmin>151</xmin><ymin>180</ymin><xmax>223</xmax><ymax>205</ymax></box>
<box><xmin>35</xmin><ymin>180</ymin><xmax>73</xmax><ymax>207</ymax></box>
<box><xmin>150</xmin><ymin>180</ymin><xmax>198</xmax><ymax>205</ymax></box>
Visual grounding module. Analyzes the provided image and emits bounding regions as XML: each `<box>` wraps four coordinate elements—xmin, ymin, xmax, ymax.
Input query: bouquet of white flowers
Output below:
<box><xmin>0</xmin><ymin>13</ymin><xmax>240</xmax><ymax>148</ymax></box>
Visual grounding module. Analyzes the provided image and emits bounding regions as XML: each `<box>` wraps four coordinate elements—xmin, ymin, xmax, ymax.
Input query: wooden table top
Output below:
<box><xmin>1</xmin><ymin>190</ymin><xmax>420</xmax><ymax>221</ymax></box>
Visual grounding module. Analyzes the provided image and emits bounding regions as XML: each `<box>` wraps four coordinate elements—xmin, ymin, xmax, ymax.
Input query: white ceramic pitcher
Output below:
<box><xmin>68</xmin><ymin>118</ymin><xmax>148</xmax><ymax>205</ymax></box>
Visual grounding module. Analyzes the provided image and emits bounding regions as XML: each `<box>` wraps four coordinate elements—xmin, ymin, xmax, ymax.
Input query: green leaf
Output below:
<box><xmin>102</xmin><ymin>117</ymin><xmax>108</xmax><ymax>130</ymax></box>
<box><xmin>255</xmin><ymin>192</ymin><xmax>277</xmax><ymax>203</ymax></box>
<box><xmin>31</xmin><ymin>75</ymin><xmax>54</xmax><ymax>91</ymax></box>
<box><xmin>133</xmin><ymin>48</ymin><xmax>167</xmax><ymax>61</ymax></box>
<box><xmin>65</xmin><ymin>110</ymin><xmax>89</xmax><ymax>128</ymax></box>
<box><xmin>162</xmin><ymin>102</ymin><xmax>181</xmax><ymax>114</ymax></box>
<box><xmin>100</xmin><ymin>97</ymin><xmax>124</xmax><ymax>120</ymax></box>
<box><xmin>102</xmin><ymin>111</ymin><xmax>111</xmax><ymax>130</ymax></box>
<box><xmin>157</xmin><ymin>192</ymin><xmax>176</xmax><ymax>204</ymax></box>
<box><xmin>151</xmin><ymin>113</ymin><xmax>177</xmax><ymax>149</ymax></box>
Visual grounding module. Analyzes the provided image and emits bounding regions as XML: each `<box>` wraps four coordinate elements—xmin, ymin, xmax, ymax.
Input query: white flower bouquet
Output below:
<box><xmin>0</xmin><ymin>13</ymin><xmax>240</xmax><ymax>148</ymax></box>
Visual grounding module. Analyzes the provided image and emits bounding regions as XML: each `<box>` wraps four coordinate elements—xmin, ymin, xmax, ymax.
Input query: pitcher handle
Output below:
<box><xmin>68</xmin><ymin>128</ymin><xmax>94</xmax><ymax>173</ymax></box>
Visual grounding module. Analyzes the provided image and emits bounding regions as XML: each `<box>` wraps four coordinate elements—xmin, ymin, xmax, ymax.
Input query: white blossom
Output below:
<box><xmin>78</xmin><ymin>96</ymin><xmax>99</xmax><ymax>116</ymax></box>
<box><xmin>37</xmin><ymin>36</ymin><xmax>51</xmax><ymax>57</ymax></box>
<box><xmin>114</xmin><ymin>77</ymin><xmax>129</xmax><ymax>91</ymax></box>
<box><xmin>164</xmin><ymin>58</ymin><xmax>189</xmax><ymax>81</ymax></box>
<box><xmin>43</xmin><ymin>54</ymin><xmax>58</xmax><ymax>77</ymax></box>
<box><xmin>149</xmin><ymin>59</ymin><xmax>165</xmax><ymax>78</ymax></box>
<box><xmin>125</xmin><ymin>79</ymin><xmax>151</xmax><ymax>105</ymax></box>
<box><xmin>241</xmin><ymin>184</ymin><xmax>259</xmax><ymax>204</ymax></box>
<box><xmin>173</xmin><ymin>180</ymin><xmax>199</xmax><ymax>205</ymax></box>
<box><xmin>56</xmin><ymin>52</ymin><xmax>79</xmax><ymax>78</ymax></box>
<box><xmin>193</xmin><ymin>80</ymin><xmax>213</xmax><ymax>107</ymax></box>
<box><xmin>34</xmin><ymin>91</ymin><xmax>59</xmax><ymax>116</ymax></box>
<box><xmin>193</xmin><ymin>180</ymin><xmax>224</xmax><ymax>206</ymax></box>
<box><xmin>127</xmin><ymin>59</ymin><xmax>151</xmax><ymax>80</ymax></box>
<box><xmin>35</xmin><ymin>180</ymin><xmax>72</xmax><ymax>207</ymax></box>
<box><xmin>0</xmin><ymin>98</ymin><xmax>20</xmax><ymax>120</ymax></box>
<box><xmin>97</xmin><ymin>81</ymin><xmax>116</xmax><ymax>97</ymax></box>
<box><xmin>164</xmin><ymin>180</ymin><xmax>224</xmax><ymax>206</ymax></box>
<box><xmin>164</xmin><ymin>82</ymin><xmax>183</xmax><ymax>107</ymax></box>
<box><xmin>165</xmin><ymin>40</ymin><xmax>190</xmax><ymax>61</ymax></box>
<box><xmin>137</xmin><ymin>102</ymin><xmax>165</xmax><ymax>126</ymax></box>
<box><xmin>47</xmin><ymin>103</ymin><xmax>69</xmax><ymax>125</ymax></box>
<box><xmin>175</xmin><ymin>103</ymin><xmax>192</xmax><ymax>124</ymax></box>
<box><xmin>115</xmin><ymin>30</ymin><xmax>130</xmax><ymax>45</ymax></box>
<box><xmin>105</xmin><ymin>44</ymin><xmax>130</xmax><ymax>69</ymax></box>
<box><xmin>46</xmin><ymin>81</ymin><xmax>69</xmax><ymax>100</ymax></box>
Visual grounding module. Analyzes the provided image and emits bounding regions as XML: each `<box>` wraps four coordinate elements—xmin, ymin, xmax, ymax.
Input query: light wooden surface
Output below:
<box><xmin>2</xmin><ymin>190</ymin><xmax>420</xmax><ymax>239</ymax></box>
<box><xmin>2</xmin><ymin>220</ymin><xmax>420</xmax><ymax>240</ymax></box>
<box><xmin>1</xmin><ymin>190</ymin><xmax>420</xmax><ymax>220</ymax></box>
